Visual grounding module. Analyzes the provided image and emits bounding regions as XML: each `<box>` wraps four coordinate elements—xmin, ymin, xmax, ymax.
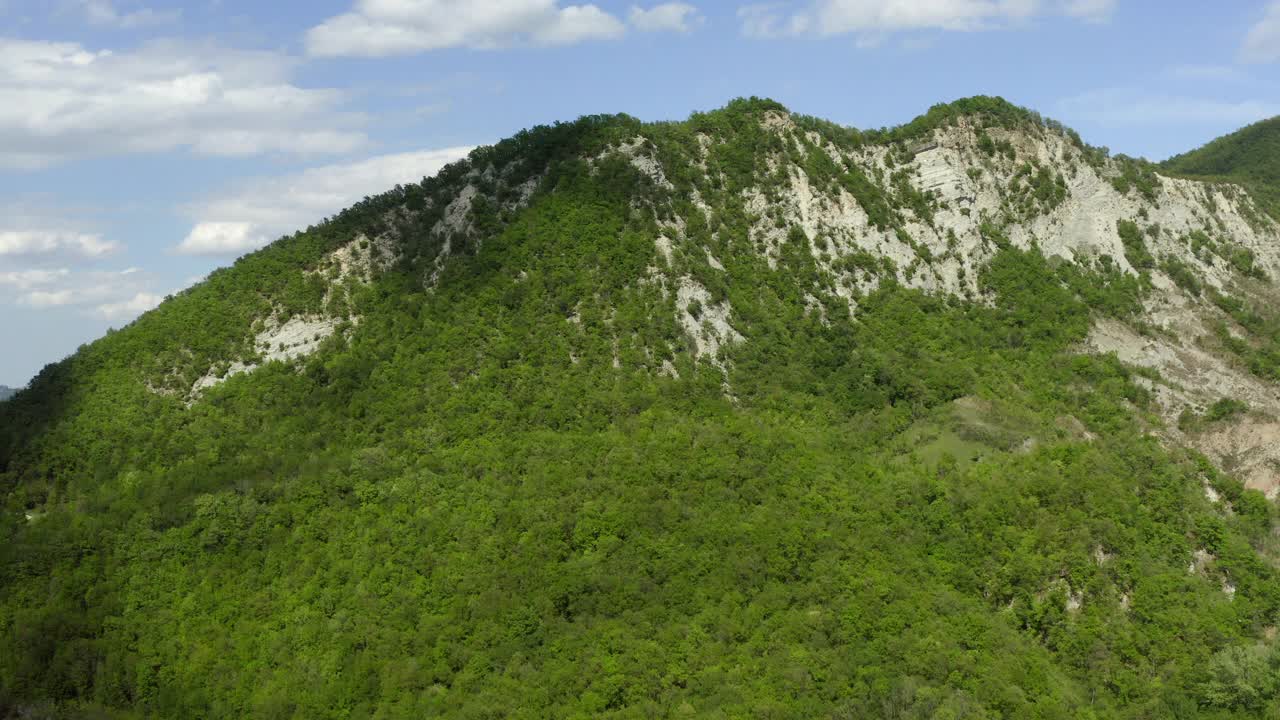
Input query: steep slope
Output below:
<box><xmin>3</xmin><ymin>98</ymin><xmax>1280</xmax><ymax>718</ymax></box>
<box><xmin>1162</xmin><ymin>115</ymin><xmax>1280</xmax><ymax>220</ymax></box>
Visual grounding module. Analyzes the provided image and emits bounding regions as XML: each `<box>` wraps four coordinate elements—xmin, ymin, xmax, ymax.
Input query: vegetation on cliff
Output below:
<box><xmin>3</xmin><ymin>98</ymin><xmax>1279</xmax><ymax>719</ymax></box>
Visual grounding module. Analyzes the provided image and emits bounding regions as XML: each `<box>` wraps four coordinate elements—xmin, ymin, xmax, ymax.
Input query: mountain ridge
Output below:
<box><xmin>3</xmin><ymin>96</ymin><xmax>1280</xmax><ymax>718</ymax></box>
<box><xmin>1162</xmin><ymin>115</ymin><xmax>1280</xmax><ymax>220</ymax></box>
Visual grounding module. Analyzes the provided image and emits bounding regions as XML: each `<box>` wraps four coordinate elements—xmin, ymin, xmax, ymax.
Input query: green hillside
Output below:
<box><xmin>3</xmin><ymin>98</ymin><xmax>1279</xmax><ymax>718</ymax></box>
<box><xmin>1162</xmin><ymin>115</ymin><xmax>1280</xmax><ymax>220</ymax></box>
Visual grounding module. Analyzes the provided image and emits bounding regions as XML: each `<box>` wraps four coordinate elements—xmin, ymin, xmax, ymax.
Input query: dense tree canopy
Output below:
<box><xmin>1162</xmin><ymin>116</ymin><xmax>1280</xmax><ymax>220</ymax></box>
<box><xmin>2</xmin><ymin>98</ymin><xmax>1279</xmax><ymax>719</ymax></box>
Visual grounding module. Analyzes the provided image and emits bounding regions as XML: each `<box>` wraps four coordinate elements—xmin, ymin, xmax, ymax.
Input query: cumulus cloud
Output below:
<box><xmin>305</xmin><ymin>0</ymin><xmax>632</xmax><ymax>56</ymax></box>
<box><xmin>93</xmin><ymin>291</ymin><xmax>164</xmax><ymax>319</ymax></box>
<box><xmin>177</xmin><ymin>146</ymin><xmax>475</xmax><ymax>256</ymax></box>
<box><xmin>0</xmin><ymin>267</ymin><xmax>159</xmax><ymax>321</ymax></box>
<box><xmin>0</xmin><ymin>38</ymin><xmax>367</xmax><ymax>168</ymax></box>
<box><xmin>20</xmin><ymin>289</ymin><xmax>78</xmax><ymax>308</ymax></box>
<box><xmin>0</xmin><ymin>230</ymin><xmax>119</xmax><ymax>258</ymax></box>
<box><xmin>740</xmin><ymin>0</ymin><xmax>1113</xmax><ymax>38</ymax></box>
<box><xmin>175</xmin><ymin>222</ymin><xmax>265</xmax><ymax>256</ymax></box>
<box><xmin>1061</xmin><ymin>0</ymin><xmax>1115</xmax><ymax>23</ymax></box>
<box><xmin>73</xmin><ymin>0</ymin><xmax>181</xmax><ymax>28</ymax></box>
<box><xmin>1241</xmin><ymin>0</ymin><xmax>1280</xmax><ymax>63</ymax></box>
<box><xmin>629</xmin><ymin>3</ymin><xmax>702</xmax><ymax>32</ymax></box>
<box><xmin>739</xmin><ymin>4</ymin><xmax>810</xmax><ymax>38</ymax></box>
<box><xmin>0</xmin><ymin>268</ymin><xmax>72</xmax><ymax>290</ymax></box>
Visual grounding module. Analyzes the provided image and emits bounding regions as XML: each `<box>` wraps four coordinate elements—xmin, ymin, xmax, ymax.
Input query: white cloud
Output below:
<box><xmin>0</xmin><ymin>268</ymin><xmax>71</xmax><ymax>290</ymax></box>
<box><xmin>178</xmin><ymin>146</ymin><xmax>475</xmax><ymax>256</ymax></box>
<box><xmin>629</xmin><ymin>3</ymin><xmax>701</xmax><ymax>32</ymax></box>
<box><xmin>0</xmin><ymin>230</ymin><xmax>119</xmax><ymax>258</ymax></box>
<box><xmin>741</xmin><ymin>0</ymin><xmax>1113</xmax><ymax>38</ymax></box>
<box><xmin>1062</xmin><ymin>0</ymin><xmax>1114</xmax><ymax>23</ymax></box>
<box><xmin>1241</xmin><ymin>0</ymin><xmax>1280</xmax><ymax>63</ymax></box>
<box><xmin>817</xmin><ymin>0</ymin><xmax>1038</xmax><ymax>34</ymax></box>
<box><xmin>306</xmin><ymin>0</ymin><xmax>628</xmax><ymax>57</ymax></box>
<box><xmin>1058</xmin><ymin>88</ymin><xmax>1280</xmax><ymax>128</ymax></box>
<box><xmin>94</xmin><ymin>291</ymin><xmax>163</xmax><ymax>319</ymax></box>
<box><xmin>537</xmin><ymin>4</ymin><xmax>627</xmax><ymax>44</ymax></box>
<box><xmin>20</xmin><ymin>289</ymin><xmax>77</xmax><ymax>308</ymax></box>
<box><xmin>74</xmin><ymin>0</ymin><xmax>181</xmax><ymax>28</ymax></box>
<box><xmin>1</xmin><ymin>267</ymin><xmax>164</xmax><ymax>323</ymax></box>
<box><xmin>739</xmin><ymin>4</ymin><xmax>810</xmax><ymax>38</ymax></box>
<box><xmin>176</xmin><ymin>221</ymin><xmax>266</xmax><ymax>256</ymax></box>
<box><xmin>0</xmin><ymin>38</ymin><xmax>367</xmax><ymax>168</ymax></box>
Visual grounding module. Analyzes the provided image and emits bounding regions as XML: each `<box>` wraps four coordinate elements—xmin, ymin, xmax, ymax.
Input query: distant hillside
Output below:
<box><xmin>0</xmin><ymin>386</ymin><xmax>15</xmax><ymax>402</ymax></box>
<box><xmin>1162</xmin><ymin>115</ymin><xmax>1280</xmax><ymax>219</ymax></box>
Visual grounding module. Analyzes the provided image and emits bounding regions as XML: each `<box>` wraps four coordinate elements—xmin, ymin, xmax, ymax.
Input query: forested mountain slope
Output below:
<box><xmin>4</xmin><ymin>97</ymin><xmax>1280</xmax><ymax>718</ymax></box>
<box><xmin>1163</xmin><ymin>115</ymin><xmax>1280</xmax><ymax>221</ymax></box>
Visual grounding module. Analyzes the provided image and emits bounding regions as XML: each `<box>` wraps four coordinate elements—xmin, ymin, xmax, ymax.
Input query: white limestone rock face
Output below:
<box><xmin>318</xmin><ymin>232</ymin><xmax>398</xmax><ymax>287</ymax></box>
<box><xmin>191</xmin><ymin>315</ymin><xmax>346</xmax><ymax>397</ymax></box>
<box><xmin>675</xmin><ymin>276</ymin><xmax>742</xmax><ymax>365</ymax></box>
<box><xmin>421</xmin><ymin>163</ymin><xmax>546</xmax><ymax>291</ymax></box>
<box><xmin>434</xmin><ymin>183</ymin><xmax>479</xmax><ymax>239</ymax></box>
<box><xmin>616</xmin><ymin>136</ymin><xmax>675</xmax><ymax>191</ymax></box>
<box><xmin>1086</xmin><ymin>305</ymin><xmax>1280</xmax><ymax>496</ymax></box>
<box><xmin>176</xmin><ymin>110</ymin><xmax>1280</xmax><ymax>498</ymax></box>
<box><xmin>256</xmin><ymin>316</ymin><xmax>341</xmax><ymax>363</ymax></box>
<box><xmin>619</xmin><ymin>111</ymin><xmax>1280</xmax><ymax>493</ymax></box>
<box><xmin>186</xmin><ymin>229</ymin><xmax>395</xmax><ymax>400</ymax></box>
<box><xmin>655</xmin><ymin>235</ymin><xmax>675</xmax><ymax>267</ymax></box>
<box><xmin>720</xmin><ymin>117</ymin><xmax>1279</xmax><ymax>301</ymax></box>
<box><xmin>190</xmin><ymin>361</ymin><xmax>252</xmax><ymax>395</ymax></box>
<box><xmin>425</xmin><ymin>183</ymin><xmax>478</xmax><ymax>288</ymax></box>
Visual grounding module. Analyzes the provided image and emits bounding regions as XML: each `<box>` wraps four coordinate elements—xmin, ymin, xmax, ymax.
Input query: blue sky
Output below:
<box><xmin>1</xmin><ymin>0</ymin><xmax>1279</xmax><ymax>387</ymax></box>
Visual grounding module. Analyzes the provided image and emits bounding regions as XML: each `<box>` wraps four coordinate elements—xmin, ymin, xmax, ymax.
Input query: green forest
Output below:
<box><xmin>2</xmin><ymin>98</ymin><xmax>1280</xmax><ymax>718</ymax></box>
<box><xmin>1162</xmin><ymin>116</ymin><xmax>1280</xmax><ymax>221</ymax></box>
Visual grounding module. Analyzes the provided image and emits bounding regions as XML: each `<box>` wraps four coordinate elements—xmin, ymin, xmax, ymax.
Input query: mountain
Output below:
<box><xmin>0</xmin><ymin>386</ymin><xmax>14</xmax><ymax>402</ymax></box>
<box><xmin>1162</xmin><ymin>115</ymin><xmax>1280</xmax><ymax>220</ymax></box>
<box><xmin>4</xmin><ymin>97</ymin><xmax>1280</xmax><ymax>718</ymax></box>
